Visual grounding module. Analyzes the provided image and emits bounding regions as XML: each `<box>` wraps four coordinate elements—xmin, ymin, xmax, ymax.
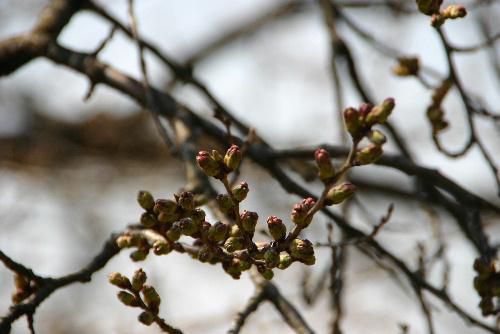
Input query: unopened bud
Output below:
<box><xmin>356</xmin><ymin>144</ymin><xmax>383</xmax><ymax>165</ymax></box>
<box><xmin>325</xmin><ymin>182</ymin><xmax>356</xmax><ymax>205</ymax></box>
<box><xmin>208</xmin><ymin>221</ymin><xmax>229</xmax><ymax>242</ymax></box>
<box><xmin>142</xmin><ymin>285</ymin><xmax>161</xmax><ymax>310</ymax></box>
<box><xmin>290</xmin><ymin>238</ymin><xmax>315</xmax><ymax>264</ymax></box>
<box><xmin>109</xmin><ymin>272</ymin><xmax>131</xmax><ymax>289</ymax></box>
<box><xmin>230</xmin><ymin>224</ymin><xmax>242</xmax><ymax>237</ymax></box>
<box><xmin>442</xmin><ymin>5</ymin><xmax>466</xmax><ymax>19</ymax></box>
<box><xmin>367</xmin><ymin>130</ymin><xmax>386</xmax><ymax>145</ymax></box>
<box><xmin>365</xmin><ymin>98</ymin><xmax>395</xmax><ymax>125</ymax></box>
<box><xmin>343</xmin><ymin>107</ymin><xmax>362</xmax><ymax>139</ymax></box>
<box><xmin>216</xmin><ymin>194</ymin><xmax>234</xmax><ymax>214</ymax></box>
<box><xmin>116</xmin><ymin>235</ymin><xmax>132</xmax><ymax>248</ymax></box>
<box><xmin>278</xmin><ymin>253</ymin><xmax>293</xmax><ymax>270</ymax></box>
<box><xmin>416</xmin><ymin>0</ymin><xmax>442</xmax><ymax>15</ymax></box>
<box><xmin>137</xmin><ymin>191</ymin><xmax>155</xmax><ymax>211</ymax></box>
<box><xmin>140</xmin><ymin>212</ymin><xmax>157</xmax><ymax>228</ymax></box>
<box><xmin>257</xmin><ymin>265</ymin><xmax>274</xmax><ymax>280</ymax></box>
<box><xmin>190</xmin><ymin>208</ymin><xmax>206</xmax><ymax>225</ymax></box>
<box><xmin>177</xmin><ymin>191</ymin><xmax>195</xmax><ymax>211</ymax></box>
<box><xmin>393</xmin><ymin>57</ymin><xmax>419</xmax><ymax>76</ymax></box>
<box><xmin>291</xmin><ymin>198</ymin><xmax>316</xmax><ymax>227</ymax></box>
<box><xmin>223</xmin><ymin>258</ymin><xmax>242</xmax><ymax>279</ymax></box>
<box><xmin>224</xmin><ymin>145</ymin><xmax>242</xmax><ymax>171</ymax></box>
<box><xmin>267</xmin><ymin>216</ymin><xmax>286</xmax><ymax>241</ymax></box>
<box><xmin>178</xmin><ymin>218</ymin><xmax>198</xmax><ymax>236</ymax></box>
<box><xmin>196</xmin><ymin>150</ymin><xmax>221</xmax><ymax>177</ymax></box>
<box><xmin>240</xmin><ymin>210</ymin><xmax>259</xmax><ymax>233</ymax></box>
<box><xmin>224</xmin><ymin>237</ymin><xmax>245</xmax><ymax>252</ymax></box>
<box><xmin>314</xmin><ymin>148</ymin><xmax>335</xmax><ymax>181</ymax></box>
<box><xmin>132</xmin><ymin>269</ymin><xmax>147</xmax><ymax>292</ymax></box>
<box><xmin>232</xmin><ymin>182</ymin><xmax>249</xmax><ymax>202</ymax></box>
<box><xmin>153</xmin><ymin>199</ymin><xmax>177</xmax><ymax>215</ymax></box>
<box><xmin>264</xmin><ymin>248</ymin><xmax>280</xmax><ymax>268</ymax></box>
<box><xmin>117</xmin><ymin>291</ymin><xmax>139</xmax><ymax>307</ymax></box>
<box><xmin>138</xmin><ymin>311</ymin><xmax>155</xmax><ymax>326</ymax></box>
<box><xmin>153</xmin><ymin>240</ymin><xmax>172</xmax><ymax>255</ymax></box>
<box><xmin>130</xmin><ymin>249</ymin><xmax>148</xmax><ymax>262</ymax></box>
<box><xmin>166</xmin><ymin>223</ymin><xmax>182</xmax><ymax>242</ymax></box>
<box><xmin>198</xmin><ymin>245</ymin><xmax>214</xmax><ymax>263</ymax></box>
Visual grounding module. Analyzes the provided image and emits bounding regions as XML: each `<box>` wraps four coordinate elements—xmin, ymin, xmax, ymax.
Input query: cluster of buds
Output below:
<box><xmin>109</xmin><ymin>269</ymin><xmax>162</xmax><ymax>326</ymax></box>
<box><xmin>11</xmin><ymin>273</ymin><xmax>36</xmax><ymax>304</ymax></box>
<box><xmin>393</xmin><ymin>57</ymin><xmax>420</xmax><ymax>77</ymax></box>
<box><xmin>473</xmin><ymin>256</ymin><xmax>500</xmax><ymax>316</ymax></box>
<box><xmin>342</xmin><ymin>98</ymin><xmax>395</xmax><ymax>165</ymax></box>
<box><xmin>427</xmin><ymin>79</ymin><xmax>451</xmax><ymax>135</ymax></box>
<box><xmin>196</xmin><ymin>145</ymin><xmax>242</xmax><ymax>179</ymax></box>
<box><xmin>431</xmin><ymin>5</ymin><xmax>467</xmax><ymax>27</ymax></box>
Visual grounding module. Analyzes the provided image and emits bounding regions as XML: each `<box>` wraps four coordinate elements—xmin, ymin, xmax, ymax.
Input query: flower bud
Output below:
<box><xmin>116</xmin><ymin>235</ymin><xmax>133</xmax><ymax>248</ymax></box>
<box><xmin>198</xmin><ymin>245</ymin><xmax>215</xmax><ymax>263</ymax></box>
<box><xmin>130</xmin><ymin>249</ymin><xmax>148</xmax><ymax>262</ymax></box>
<box><xmin>290</xmin><ymin>238</ymin><xmax>315</xmax><ymax>265</ymax></box>
<box><xmin>166</xmin><ymin>223</ymin><xmax>182</xmax><ymax>242</ymax></box>
<box><xmin>278</xmin><ymin>253</ymin><xmax>293</xmax><ymax>270</ymax></box>
<box><xmin>153</xmin><ymin>199</ymin><xmax>177</xmax><ymax>215</ymax></box>
<box><xmin>157</xmin><ymin>212</ymin><xmax>177</xmax><ymax>224</ymax></box>
<box><xmin>190</xmin><ymin>208</ymin><xmax>206</xmax><ymax>225</ymax></box>
<box><xmin>208</xmin><ymin>221</ymin><xmax>229</xmax><ymax>242</ymax></box>
<box><xmin>196</xmin><ymin>150</ymin><xmax>221</xmax><ymax>177</ymax></box>
<box><xmin>291</xmin><ymin>198</ymin><xmax>316</xmax><ymax>227</ymax></box>
<box><xmin>212</xmin><ymin>149</ymin><xmax>223</xmax><ymax>162</ymax></box>
<box><xmin>132</xmin><ymin>269</ymin><xmax>147</xmax><ymax>292</ymax></box>
<box><xmin>137</xmin><ymin>191</ymin><xmax>155</xmax><ymax>211</ymax></box>
<box><xmin>117</xmin><ymin>291</ymin><xmax>139</xmax><ymax>307</ymax></box>
<box><xmin>224</xmin><ymin>145</ymin><xmax>242</xmax><ymax>171</ymax></box>
<box><xmin>216</xmin><ymin>194</ymin><xmax>235</xmax><ymax>214</ymax></box>
<box><xmin>257</xmin><ymin>265</ymin><xmax>274</xmax><ymax>280</ymax></box>
<box><xmin>223</xmin><ymin>258</ymin><xmax>242</xmax><ymax>279</ymax></box>
<box><xmin>416</xmin><ymin>0</ymin><xmax>442</xmax><ymax>15</ymax></box>
<box><xmin>109</xmin><ymin>272</ymin><xmax>131</xmax><ymax>289</ymax></box>
<box><xmin>365</xmin><ymin>98</ymin><xmax>394</xmax><ymax>125</ymax></box>
<box><xmin>232</xmin><ymin>182</ymin><xmax>249</xmax><ymax>202</ymax></box>
<box><xmin>314</xmin><ymin>148</ymin><xmax>335</xmax><ymax>181</ymax></box>
<box><xmin>442</xmin><ymin>5</ymin><xmax>466</xmax><ymax>19</ymax></box>
<box><xmin>230</xmin><ymin>224</ymin><xmax>242</xmax><ymax>237</ymax></box>
<box><xmin>393</xmin><ymin>57</ymin><xmax>419</xmax><ymax>77</ymax></box>
<box><xmin>138</xmin><ymin>311</ymin><xmax>155</xmax><ymax>326</ymax></box>
<box><xmin>267</xmin><ymin>216</ymin><xmax>286</xmax><ymax>241</ymax></box>
<box><xmin>325</xmin><ymin>182</ymin><xmax>356</xmax><ymax>205</ymax></box>
<box><xmin>140</xmin><ymin>212</ymin><xmax>157</xmax><ymax>228</ymax></box>
<box><xmin>264</xmin><ymin>248</ymin><xmax>280</xmax><ymax>268</ymax></box>
<box><xmin>178</xmin><ymin>218</ymin><xmax>198</xmax><ymax>236</ymax></box>
<box><xmin>240</xmin><ymin>210</ymin><xmax>259</xmax><ymax>233</ymax></box>
<box><xmin>153</xmin><ymin>240</ymin><xmax>172</xmax><ymax>255</ymax></box>
<box><xmin>224</xmin><ymin>237</ymin><xmax>245</xmax><ymax>252</ymax></box>
<box><xmin>356</xmin><ymin>144</ymin><xmax>383</xmax><ymax>165</ymax></box>
<box><xmin>343</xmin><ymin>107</ymin><xmax>362</xmax><ymax>139</ymax></box>
<box><xmin>142</xmin><ymin>285</ymin><xmax>161</xmax><ymax>310</ymax></box>
<box><xmin>177</xmin><ymin>191</ymin><xmax>195</xmax><ymax>211</ymax></box>
<box><xmin>367</xmin><ymin>130</ymin><xmax>386</xmax><ymax>145</ymax></box>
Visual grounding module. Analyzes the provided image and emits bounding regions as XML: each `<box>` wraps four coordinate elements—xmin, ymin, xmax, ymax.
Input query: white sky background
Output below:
<box><xmin>0</xmin><ymin>0</ymin><xmax>499</xmax><ymax>333</ymax></box>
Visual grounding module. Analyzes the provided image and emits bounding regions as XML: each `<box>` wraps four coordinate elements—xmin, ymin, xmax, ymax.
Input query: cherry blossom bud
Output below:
<box><xmin>224</xmin><ymin>145</ymin><xmax>242</xmax><ymax>171</ymax></box>
<box><xmin>137</xmin><ymin>191</ymin><xmax>155</xmax><ymax>211</ymax></box>
<box><xmin>365</xmin><ymin>98</ymin><xmax>395</xmax><ymax>125</ymax></box>
<box><xmin>314</xmin><ymin>148</ymin><xmax>335</xmax><ymax>181</ymax></box>
<box><xmin>416</xmin><ymin>0</ymin><xmax>442</xmax><ymax>15</ymax></box>
<box><xmin>356</xmin><ymin>144</ymin><xmax>383</xmax><ymax>165</ymax></box>
<box><xmin>325</xmin><ymin>182</ymin><xmax>357</xmax><ymax>205</ymax></box>
<box><xmin>291</xmin><ymin>198</ymin><xmax>316</xmax><ymax>227</ymax></box>
<box><xmin>442</xmin><ymin>5</ymin><xmax>466</xmax><ymax>19</ymax></box>
<box><xmin>177</xmin><ymin>191</ymin><xmax>195</xmax><ymax>211</ymax></box>
<box><xmin>278</xmin><ymin>253</ymin><xmax>293</xmax><ymax>270</ymax></box>
<box><xmin>132</xmin><ymin>269</ymin><xmax>147</xmax><ymax>292</ymax></box>
<box><xmin>343</xmin><ymin>107</ymin><xmax>362</xmax><ymax>139</ymax></box>
<box><xmin>264</xmin><ymin>248</ymin><xmax>280</xmax><ymax>268</ymax></box>
<box><xmin>367</xmin><ymin>130</ymin><xmax>386</xmax><ymax>145</ymax></box>
<box><xmin>138</xmin><ymin>311</ymin><xmax>155</xmax><ymax>326</ymax></box>
<box><xmin>153</xmin><ymin>199</ymin><xmax>177</xmax><ymax>215</ymax></box>
<box><xmin>142</xmin><ymin>285</ymin><xmax>161</xmax><ymax>311</ymax></box>
<box><xmin>109</xmin><ymin>272</ymin><xmax>131</xmax><ymax>289</ymax></box>
<box><xmin>290</xmin><ymin>238</ymin><xmax>315</xmax><ymax>265</ymax></box>
<box><xmin>140</xmin><ymin>212</ymin><xmax>157</xmax><ymax>228</ymax></box>
<box><xmin>196</xmin><ymin>150</ymin><xmax>220</xmax><ymax>177</ymax></box>
<box><xmin>208</xmin><ymin>222</ymin><xmax>229</xmax><ymax>242</ymax></box>
<box><xmin>224</xmin><ymin>237</ymin><xmax>245</xmax><ymax>252</ymax></box>
<box><xmin>240</xmin><ymin>210</ymin><xmax>259</xmax><ymax>233</ymax></box>
<box><xmin>166</xmin><ymin>223</ymin><xmax>182</xmax><ymax>242</ymax></box>
<box><xmin>153</xmin><ymin>240</ymin><xmax>172</xmax><ymax>255</ymax></box>
<box><xmin>267</xmin><ymin>216</ymin><xmax>286</xmax><ymax>241</ymax></box>
<box><xmin>216</xmin><ymin>194</ymin><xmax>234</xmax><ymax>214</ymax></box>
<box><xmin>232</xmin><ymin>182</ymin><xmax>249</xmax><ymax>202</ymax></box>
<box><xmin>117</xmin><ymin>291</ymin><xmax>139</xmax><ymax>307</ymax></box>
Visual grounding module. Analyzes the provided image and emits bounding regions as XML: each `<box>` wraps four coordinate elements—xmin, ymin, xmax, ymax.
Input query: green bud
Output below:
<box><xmin>365</xmin><ymin>98</ymin><xmax>395</xmax><ymax>125</ymax></box>
<box><xmin>211</xmin><ymin>149</ymin><xmax>223</xmax><ymax>162</ymax></box>
<box><xmin>267</xmin><ymin>216</ymin><xmax>286</xmax><ymax>241</ymax></box>
<box><xmin>240</xmin><ymin>210</ymin><xmax>258</xmax><ymax>233</ymax></box>
<box><xmin>367</xmin><ymin>130</ymin><xmax>386</xmax><ymax>145</ymax></box>
<box><xmin>153</xmin><ymin>240</ymin><xmax>172</xmax><ymax>255</ymax></box>
<box><xmin>157</xmin><ymin>212</ymin><xmax>177</xmax><ymax>224</ymax></box>
<box><xmin>223</xmin><ymin>258</ymin><xmax>242</xmax><ymax>279</ymax></box>
<box><xmin>343</xmin><ymin>107</ymin><xmax>362</xmax><ymax>139</ymax></box>
<box><xmin>138</xmin><ymin>311</ymin><xmax>155</xmax><ymax>326</ymax></box>
<box><xmin>116</xmin><ymin>235</ymin><xmax>133</xmax><ymax>248</ymax></box>
<box><xmin>232</xmin><ymin>182</ymin><xmax>249</xmax><ymax>202</ymax></box>
<box><xmin>278</xmin><ymin>253</ymin><xmax>293</xmax><ymax>270</ymax></box>
<box><xmin>258</xmin><ymin>266</ymin><xmax>274</xmax><ymax>280</ymax></box>
<box><xmin>314</xmin><ymin>148</ymin><xmax>335</xmax><ymax>181</ymax></box>
<box><xmin>291</xmin><ymin>198</ymin><xmax>315</xmax><ymax>227</ymax></box>
<box><xmin>356</xmin><ymin>144</ymin><xmax>383</xmax><ymax>165</ymax></box>
<box><xmin>117</xmin><ymin>291</ymin><xmax>139</xmax><ymax>307</ymax></box>
<box><xmin>224</xmin><ymin>237</ymin><xmax>245</xmax><ymax>252</ymax></box>
<box><xmin>416</xmin><ymin>0</ymin><xmax>442</xmax><ymax>15</ymax></box>
<box><xmin>289</xmin><ymin>238</ymin><xmax>315</xmax><ymax>264</ymax></box>
<box><xmin>178</xmin><ymin>218</ymin><xmax>198</xmax><ymax>236</ymax></box>
<box><xmin>166</xmin><ymin>223</ymin><xmax>182</xmax><ymax>242</ymax></box>
<box><xmin>216</xmin><ymin>194</ymin><xmax>234</xmax><ymax>214</ymax></box>
<box><xmin>109</xmin><ymin>272</ymin><xmax>131</xmax><ymax>289</ymax></box>
<box><xmin>177</xmin><ymin>191</ymin><xmax>195</xmax><ymax>211</ymax></box>
<box><xmin>196</xmin><ymin>150</ymin><xmax>221</xmax><ymax>177</ymax></box>
<box><xmin>137</xmin><ymin>191</ymin><xmax>155</xmax><ymax>211</ymax></box>
<box><xmin>230</xmin><ymin>224</ymin><xmax>242</xmax><ymax>237</ymax></box>
<box><xmin>198</xmin><ymin>245</ymin><xmax>214</xmax><ymax>263</ymax></box>
<box><xmin>131</xmin><ymin>269</ymin><xmax>147</xmax><ymax>292</ymax></box>
<box><xmin>239</xmin><ymin>259</ymin><xmax>252</xmax><ymax>271</ymax></box>
<box><xmin>140</xmin><ymin>212</ymin><xmax>157</xmax><ymax>228</ymax></box>
<box><xmin>130</xmin><ymin>249</ymin><xmax>148</xmax><ymax>262</ymax></box>
<box><xmin>190</xmin><ymin>208</ymin><xmax>206</xmax><ymax>225</ymax></box>
<box><xmin>442</xmin><ymin>5</ymin><xmax>466</xmax><ymax>19</ymax></box>
<box><xmin>208</xmin><ymin>222</ymin><xmax>229</xmax><ymax>242</ymax></box>
<box><xmin>142</xmin><ymin>285</ymin><xmax>161</xmax><ymax>310</ymax></box>
<box><xmin>153</xmin><ymin>199</ymin><xmax>178</xmax><ymax>215</ymax></box>
<box><xmin>224</xmin><ymin>145</ymin><xmax>242</xmax><ymax>171</ymax></box>
<box><xmin>264</xmin><ymin>248</ymin><xmax>280</xmax><ymax>269</ymax></box>
<box><xmin>325</xmin><ymin>182</ymin><xmax>357</xmax><ymax>205</ymax></box>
